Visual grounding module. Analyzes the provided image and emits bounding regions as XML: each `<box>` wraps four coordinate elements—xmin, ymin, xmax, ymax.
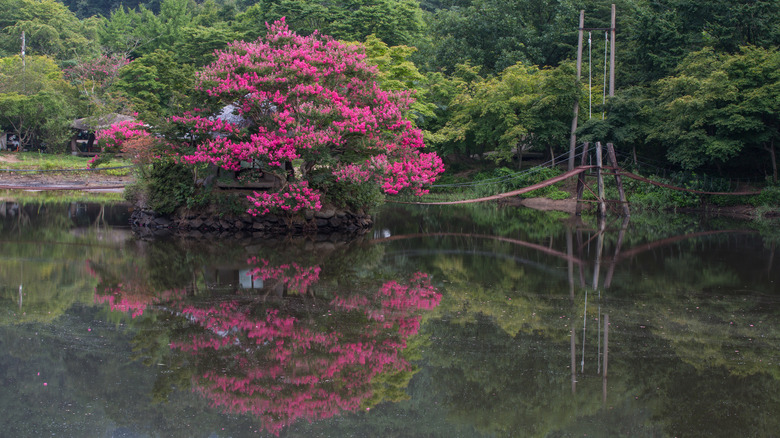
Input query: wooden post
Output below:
<box><xmin>606</xmin><ymin>142</ymin><xmax>630</xmax><ymax>216</ymax></box>
<box><xmin>595</xmin><ymin>141</ymin><xmax>607</xmax><ymax>218</ymax></box>
<box><xmin>575</xmin><ymin>142</ymin><xmax>590</xmax><ymax>216</ymax></box>
<box><xmin>609</xmin><ymin>4</ymin><xmax>616</xmax><ymax>97</ymax></box>
<box><xmin>568</xmin><ymin>10</ymin><xmax>585</xmax><ymax>171</ymax></box>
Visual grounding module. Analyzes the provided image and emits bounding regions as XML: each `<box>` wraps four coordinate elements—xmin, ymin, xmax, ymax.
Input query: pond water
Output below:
<box><xmin>1</xmin><ymin>201</ymin><xmax>779</xmax><ymax>437</ymax></box>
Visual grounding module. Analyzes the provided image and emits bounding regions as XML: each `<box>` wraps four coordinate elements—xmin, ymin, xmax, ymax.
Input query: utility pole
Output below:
<box><xmin>21</xmin><ymin>31</ymin><xmax>26</xmax><ymax>70</ymax></box>
<box><xmin>568</xmin><ymin>10</ymin><xmax>585</xmax><ymax>171</ymax></box>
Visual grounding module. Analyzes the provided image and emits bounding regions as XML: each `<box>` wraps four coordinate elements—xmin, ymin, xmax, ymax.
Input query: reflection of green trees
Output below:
<box><xmin>0</xmin><ymin>305</ymin><xmax>262</xmax><ymax>437</ymax></box>
<box><xmin>423</xmin><ymin>315</ymin><xmax>611</xmax><ymax>438</ymax></box>
<box><xmin>0</xmin><ymin>202</ymin><xmax>131</xmax><ymax>324</ymax></box>
<box><xmin>372</xmin><ymin>206</ymin><xmax>780</xmax><ymax>436</ymax></box>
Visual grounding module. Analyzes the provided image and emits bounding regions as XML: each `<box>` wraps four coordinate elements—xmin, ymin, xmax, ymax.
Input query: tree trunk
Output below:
<box><xmin>549</xmin><ymin>145</ymin><xmax>555</xmax><ymax>167</ymax></box>
<box><xmin>766</xmin><ymin>139</ymin><xmax>777</xmax><ymax>183</ymax></box>
<box><xmin>516</xmin><ymin>148</ymin><xmax>524</xmax><ymax>170</ymax></box>
<box><xmin>285</xmin><ymin>161</ymin><xmax>295</xmax><ymax>181</ymax></box>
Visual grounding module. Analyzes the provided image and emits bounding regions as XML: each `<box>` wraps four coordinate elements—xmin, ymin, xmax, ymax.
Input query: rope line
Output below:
<box><xmin>393</xmin><ymin>166</ymin><xmax>596</xmax><ymax>205</ymax></box>
<box><xmin>618</xmin><ymin>171</ymin><xmax>762</xmax><ymax>195</ymax></box>
<box><xmin>392</xmin><ymin>166</ymin><xmax>761</xmax><ymax>206</ymax></box>
<box><xmin>430</xmin><ymin>144</ymin><xmax>586</xmax><ymax>188</ymax></box>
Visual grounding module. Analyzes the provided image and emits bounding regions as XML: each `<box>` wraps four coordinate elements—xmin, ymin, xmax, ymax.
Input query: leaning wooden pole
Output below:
<box><xmin>606</xmin><ymin>143</ymin><xmax>630</xmax><ymax>216</ymax></box>
<box><xmin>595</xmin><ymin>141</ymin><xmax>607</xmax><ymax>218</ymax></box>
<box><xmin>568</xmin><ymin>10</ymin><xmax>585</xmax><ymax>171</ymax></box>
<box><xmin>575</xmin><ymin>141</ymin><xmax>590</xmax><ymax>216</ymax></box>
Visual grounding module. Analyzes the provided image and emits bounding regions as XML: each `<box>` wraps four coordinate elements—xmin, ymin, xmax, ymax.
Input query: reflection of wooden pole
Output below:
<box><xmin>571</xmin><ymin>324</ymin><xmax>577</xmax><ymax>394</ymax></box>
<box><xmin>603</xmin><ymin>313</ymin><xmax>609</xmax><ymax>404</ymax></box>
<box><xmin>592</xmin><ymin>217</ymin><xmax>605</xmax><ymax>290</ymax></box>
<box><xmin>604</xmin><ymin>215</ymin><xmax>629</xmax><ymax>289</ymax></box>
<box><xmin>567</xmin><ymin>229</ymin><xmax>575</xmax><ymax>300</ymax></box>
<box><xmin>568</xmin><ymin>10</ymin><xmax>585</xmax><ymax>171</ymax></box>
<box><xmin>595</xmin><ymin>142</ymin><xmax>607</xmax><ymax>218</ymax></box>
<box><xmin>575</xmin><ymin>142</ymin><xmax>590</xmax><ymax>216</ymax></box>
<box><xmin>577</xmin><ymin>229</ymin><xmax>586</xmax><ymax>288</ymax></box>
<box><xmin>606</xmin><ymin>142</ymin><xmax>630</xmax><ymax>216</ymax></box>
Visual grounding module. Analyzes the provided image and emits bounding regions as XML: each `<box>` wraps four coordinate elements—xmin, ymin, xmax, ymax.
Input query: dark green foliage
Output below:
<box><xmin>316</xmin><ymin>179</ymin><xmax>385</xmax><ymax>213</ymax></box>
<box><xmin>469</xmin><ymin>166</ymin><xmax>568</xmax><ymax>199</ymax></box>
<box><xmin>147</xmin><ymin>160</ymin><xmax>196</xmax><ymax>214</ymax></box>
<box><xmin>111</xmin><ymin>49</ymin><xmax>195</xmax><ymax>122</ymax></box>
<box><xmin>751</xmin><ymin>185</ymin><xmax>780</xmax><ymax>207</ymax></box>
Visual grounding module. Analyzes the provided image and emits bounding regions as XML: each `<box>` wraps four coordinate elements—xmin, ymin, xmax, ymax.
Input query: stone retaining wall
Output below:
<box><xmin>130</xmin><ymin>207</ymin><xmax>373</xmax><ymax>240</ymax></box>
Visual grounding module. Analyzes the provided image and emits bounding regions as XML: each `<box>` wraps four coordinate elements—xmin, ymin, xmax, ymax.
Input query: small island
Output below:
<box><xmin>97</xmin><ymin>20</ymin><xmax>444</xmax><ymax>237</ymax></box>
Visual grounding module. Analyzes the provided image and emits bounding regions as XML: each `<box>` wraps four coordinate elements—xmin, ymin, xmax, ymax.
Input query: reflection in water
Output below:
<box><xmin>91</xmin><ymin>255</ymin><xmax>441</xmax><ymax>435</ymax></box>
<box><xmin>1</xmin><ymin>202</ymin><xmax>779</xmax><ymax>437</ymax></box>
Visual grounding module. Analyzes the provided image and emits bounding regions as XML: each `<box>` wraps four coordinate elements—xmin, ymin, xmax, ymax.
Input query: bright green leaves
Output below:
<box><xmin>650</xmin><ymin>47</ymin><xmax>780</xmax><ymax>177</ymax></box>
<box><xmin>112</xmin><ymin>50</ymin><xmax>195</xmax><ymax>122</ymax></box>
<box><xmin>0</xmin><ymin>0</ymin><xmax>97</xmax><ymax>61</ymax></box>
<box><xmin>0</xmin><ymin>55</ymin><xmax>78</xmax><ymax>151</ymax></box>
<box><xmin>432</xmin><ymin>61</ymin><xmax>578</xmax><ymax>164</ymax></box>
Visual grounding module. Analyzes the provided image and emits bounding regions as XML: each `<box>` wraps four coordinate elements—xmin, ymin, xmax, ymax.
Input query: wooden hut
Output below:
<box><xmin>70</xmin><ymin>114</ymin><xmax>136</xmax><ymax>156</ymax></box>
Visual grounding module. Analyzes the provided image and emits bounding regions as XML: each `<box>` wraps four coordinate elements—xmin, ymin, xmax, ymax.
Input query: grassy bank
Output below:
<box><xmin>0</xmin><ymin>151</ymin><xmax>133</xmax><ymax>176</ymax></box>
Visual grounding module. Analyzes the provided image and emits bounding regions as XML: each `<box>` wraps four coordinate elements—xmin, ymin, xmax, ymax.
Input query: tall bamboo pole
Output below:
<box><xmin>609</xmin><ymin>4</ymin><xmax>616</xmax><ymax>97</ymax></box>
<box><xmin>568</xmin><ymin>11</ymin><xmax>585</xmax><ymax>171</ymax></box>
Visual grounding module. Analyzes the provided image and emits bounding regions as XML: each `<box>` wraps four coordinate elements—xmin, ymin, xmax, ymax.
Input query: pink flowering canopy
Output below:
<box><xmin>172</xmin><ymin>19</ymin><xmax>444</xmax><ymax>215</ymax></box>
<box><xmin>95</xmin><ymin>119</ymin><xmax>149</xmax><ymax>152</ymax></box>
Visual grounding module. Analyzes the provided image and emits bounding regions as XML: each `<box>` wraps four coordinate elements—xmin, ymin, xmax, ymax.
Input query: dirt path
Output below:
<box><xmin>0</xmin><ymin>167</ymin><xmax>133</xmax><ymax>192</ymax></box>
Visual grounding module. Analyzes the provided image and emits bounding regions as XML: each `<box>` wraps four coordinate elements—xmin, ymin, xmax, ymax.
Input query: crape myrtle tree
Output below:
<box><xmin>162</xmin><ymin>19</ymin><xmax>444</xmax><ymax>216</ymax></box>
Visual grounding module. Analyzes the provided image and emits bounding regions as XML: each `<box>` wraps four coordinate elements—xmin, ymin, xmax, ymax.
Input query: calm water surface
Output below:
<box><xmin>1</xmin><ymin>201</ymin><xmax>778</xmax><ymax>437</ymax></box>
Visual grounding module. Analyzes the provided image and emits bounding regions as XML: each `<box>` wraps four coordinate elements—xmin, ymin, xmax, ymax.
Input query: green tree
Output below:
<box><xmin>648</xmin><ymin>47</ymin><xmax>780</xmax><ymax>180</ymax></box>
<box><xmin>434</xmin><ymin>61</ymin><xmax>578</xmax><ymax>165</ymax></box>
<box><xmin>111</xmin><ymin>49</ymin><xmax>195</xmax><ymax>121</ymax></box>
<box><xmin>0</xmin><ymin>0</ymin><xmax>98</xmax><ymax>61</ymax></box>
<box><xmin>0</xmin><ymin>55</ymin><xmax>78</xmax><ymax>152</ymax></box>
<box><xmin>622</xmin><ymin>0</ymin><xmax>780</xmax><ymax>85</ymax></box>
<box><xmin>363</xmin><ymin>35</ymin><xmax>435</xmax><ymax>128</ymax></box>
<box><xmin>234</xmin><ymin>0</ymin><xmax>425</xmax><ymax>47</ymax></box>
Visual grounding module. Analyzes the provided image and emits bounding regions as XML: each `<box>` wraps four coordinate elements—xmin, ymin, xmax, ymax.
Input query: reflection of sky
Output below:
<box><xmin>239</xmin><ymin>268</ymin><xmax>263</xmax><ymax>289</ymax></box>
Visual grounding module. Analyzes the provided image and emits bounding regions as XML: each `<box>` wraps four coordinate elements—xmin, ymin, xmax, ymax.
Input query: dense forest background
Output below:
<box><xmin>1</xmin><ymin>0</ymin><xmax>779</xmax><ymax>182</ymax></box>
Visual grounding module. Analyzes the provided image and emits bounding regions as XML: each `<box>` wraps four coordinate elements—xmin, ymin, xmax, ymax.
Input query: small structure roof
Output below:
<box><xmin>71</xmin><ymin>114</ymin><xmax>136</xmax><ymax>131</ymax></box>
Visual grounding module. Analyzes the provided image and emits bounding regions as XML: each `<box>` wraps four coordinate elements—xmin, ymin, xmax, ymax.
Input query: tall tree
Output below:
<box><xmin>157</xmin><ymin>19</ymin><xmax>444</xmax><ymax>215</ymax></box>
<box><xmin>0</xmin><ymin>55</ymin><xmax>79</xmax><ymax>151</ymax></box>
<box><xmin>111</xmin><ymin>49</ymin><xmax>195</xmax><ymax>122</ymax></box>
<box><xmin>0</xmin><ymin>0</ymin><xmax>98</xmax><ymax>61</ymax></box>
<box><xmin>648</xmin><ymin>47</ymin><xmax>780</xmax><ymax>181</ymax></box>
<box><xmin>434</xmin><ymin>61</ymin><xmax>578</xmax><ymax>165</ymax></box>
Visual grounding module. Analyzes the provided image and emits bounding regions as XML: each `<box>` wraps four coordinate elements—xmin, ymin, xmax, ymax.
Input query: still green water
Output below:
<box><xmin>1</xmin><ymin>201</ymin><xmax>778</xmax><ymax>437</ymax></box>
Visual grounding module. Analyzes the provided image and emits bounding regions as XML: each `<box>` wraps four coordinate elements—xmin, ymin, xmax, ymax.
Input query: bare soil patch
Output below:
<box><xmin>0</xmin><ymin>170</ymin><xmax>133</xmax><ymax>190</ymax></box>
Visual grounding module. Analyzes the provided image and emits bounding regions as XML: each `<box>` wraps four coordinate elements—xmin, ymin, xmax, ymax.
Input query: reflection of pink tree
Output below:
<box><xmin>89</xmin><ymin>260</ymin><xmax>183</xmax><ymax>318</ymax></box>
<box><xmin>166</xmin><ymin>261</ymin><xmax>440</xmax><ymax>435</ymax></box>
<box><xmin>246</xmin><ymin>257</ymin><xmax>322</xmax><ymax>294</ymax></box>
